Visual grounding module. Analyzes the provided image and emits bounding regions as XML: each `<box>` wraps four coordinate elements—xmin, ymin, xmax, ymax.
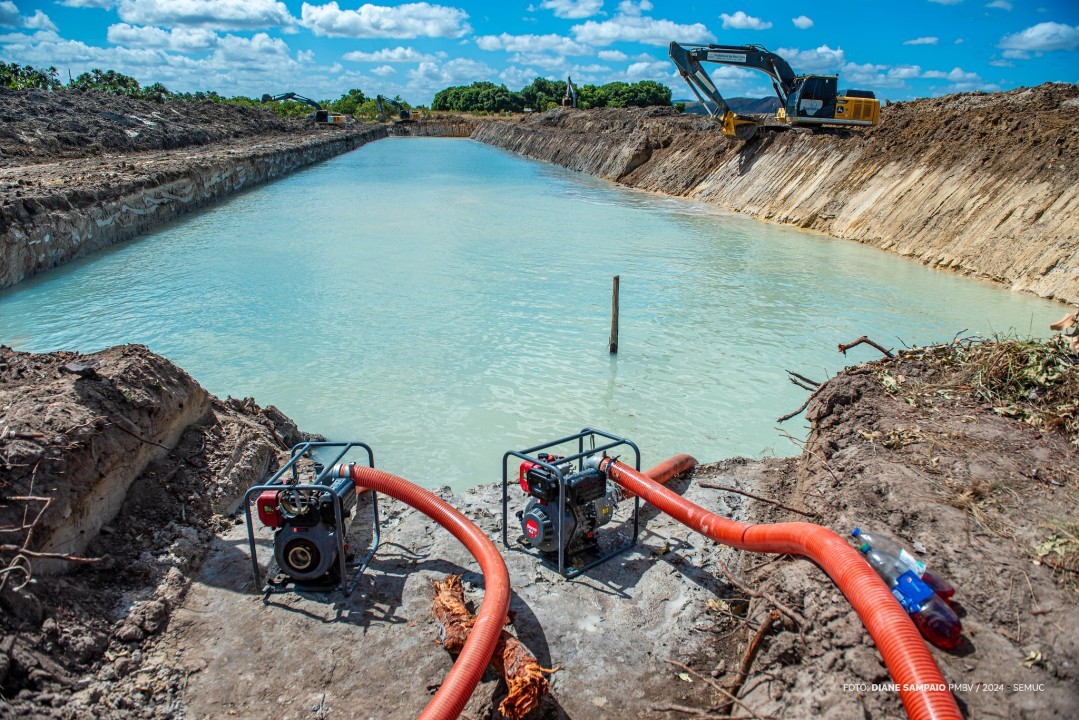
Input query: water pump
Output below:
<box><xmin>502</xmin><ymin>429</ymin><xmax>642</xmax><ymax>577</ymax></box>
<box><xmin>257</xmin><ymin>474</ymin><xmax>356</xmax><ymax>584</ymax></box>
<box><xmin>243</xmin><ymin>441</ymin><xmax>381</xmax><ymax>594</ymax></box>
<box><xmin>517</xmin><ymin>454</ymin><xmax>625</xmax><ymax>554</ymax></box>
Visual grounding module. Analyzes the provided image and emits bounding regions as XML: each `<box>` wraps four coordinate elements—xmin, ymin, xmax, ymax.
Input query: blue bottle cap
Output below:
<box><xmin>851</xmin><ymin>528</ymin><xmax>862</xmax><ymax>538</ymax></box>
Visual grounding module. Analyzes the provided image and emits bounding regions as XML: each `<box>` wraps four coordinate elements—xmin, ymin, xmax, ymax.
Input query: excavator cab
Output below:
<box><xmin>784</xmin><ymin>76</ymin><xmax>879</xmax><ymax>127</ymax></box>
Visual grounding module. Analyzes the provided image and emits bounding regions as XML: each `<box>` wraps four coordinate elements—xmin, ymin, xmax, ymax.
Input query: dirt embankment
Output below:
<box><xmin>0</xmin><ymin>89</ymin><xmax>390</xmax><ymax>290</ymax></box>
<box><xmin>0</xmin><ymin>344</ymin><xmax>307</xmax><ymax>718</ymax></box>
<box><xmin>472</xmin><ymin>84</ymin><xmax>1079</xmax><ymax>304</ymax></box>
<box><xmin>2</xmin><ymin>341</ymin><xmax>1076</xmax><ymax>719</ymax></box>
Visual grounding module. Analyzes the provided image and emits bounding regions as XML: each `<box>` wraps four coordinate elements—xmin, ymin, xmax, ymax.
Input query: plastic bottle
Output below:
<box><xmin>851</xmin><ymin>527</ymin><xmax>956</xmax><ymax>601</ymax></box>
<box><xmin>859</xmin><ymin>542</ymin><xmax>963</xmax><ymax>649</ymax></box>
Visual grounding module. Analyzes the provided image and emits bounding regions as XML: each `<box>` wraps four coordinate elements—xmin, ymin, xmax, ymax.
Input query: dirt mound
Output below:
<box><xmin>0</xmin><ymin>89</ymin><xmax>305</xmax><ymax>167</ymax></box>
<box><xmin>717</xmin><ymin>341</ymin><xmax>1079</xmax><ymax>719</ymax></box>
<box><xmin>865</xmin><ymin>83</ymin><xmax>1078</xmax><ymax>182</ymax></box>
<box><xmin>0</xmin><ymin>345</ymin><xmax>306</xmax><ymax>718</ymax></box>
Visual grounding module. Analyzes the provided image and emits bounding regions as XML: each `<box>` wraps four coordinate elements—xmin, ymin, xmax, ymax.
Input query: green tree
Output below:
<box><xmin>70</xmin><ymin>69</ymin><xmax>142</xmax><ymax>95</ymax></box>
<box><xmin>0</xmin><ymin>62</ymin><xmax>61</xmax><ymax>90</ymax></box>
<box><xmin>520</xmin><ymin>77</ymin><xmax>564</xmax><ymax>111</ymax></box>
<box><xmin>328</xmin><ymin>88</ymin><xmax>366</xmax><ymax>116</ymax></box>
<box><xmin>576</xmin><ymin>84</ymin><xmax>607</xmax><ymax>109</ymax></box>
<box><xmin>432</xmin><ymin>82</ymin><xmax>523</xmax><ymax>113</ymax></box>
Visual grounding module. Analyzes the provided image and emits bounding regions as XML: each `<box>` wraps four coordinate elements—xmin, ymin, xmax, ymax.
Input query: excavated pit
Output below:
<box><xmin>1</xmin><ymin>86</ymin><xmax>1077</xmax><ymax>719</ymax></box>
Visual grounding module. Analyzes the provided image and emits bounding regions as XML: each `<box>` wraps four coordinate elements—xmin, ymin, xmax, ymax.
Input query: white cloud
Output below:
<box><xmin>719</xmin><ymin>11</ymin><xmax>772</xmax><ymax>30</ymax></box>
<box><xmin>301</xmin><ymin>2</ymin><xmax>470</xmax><ymax>39</ymax></box>
<box><xmin>342</xmin><ymin>46</ymin><xmax>439</xmax><ymax>62</ymax></box>
<box><xmin>928</xmin><ymin>0</ymin><xmax>962</xmax><ymax>4</ymax></box>
<box><xmin>625</xmin><ymin>59</ymin><xmax>670</xmax><ymax>80</ymax></box>
<box><xmin>107</xmin><ymin>23</ymin><xmax>219</xmax><ymax>51</ymax></box>
<box><xmin>903</xmin><ymin>36</ymin><xmax>939</xmax><ymax>45</ymax></box>
<box><xmin>0</xmin><ymin>2</ymin><xmax>16</xmax><ymax>26</ymax></box>
<box><xmin>617</xmin><ymin>0</ymin><xmax>653</xmax><ymax>16</ymax></box>
<box><xmin>888</xmin><ymin>65</ymin><xmax>923</xmax><ymax>79</ymax></box>
<box><xmin>408</xmin><ymin>57</ymin><xmax>494</xmax><ymax>90</ymax></box>
<box><xmin>572</xmin><ymin>15</ymin><xmax>715</xmax><ymax>46</ymax></box>
<box><xmin>498</xmin><ymin>65</ymin><xmax>541</xmax><ymax>88</ymax></box>
<box><xmin>0</xmin><ymin>3</ymin><xmax>18</xmax><ymax>27</ymax></box>
<box><xmin>214</xmin><ymin>32</ymin><xmax>295</xmax><ymax>63</ymax></box>
<box><xmin>988</xmin><ymin>58</ymin><xmax>1014</xmax><ymax>66</ymax></box>
<box><xmin>540</xmin><ymin>0</ymin><xmax>603</xmax><ymax>20</ymax></box>
<box><xmin>116</xmin><ymin>0</ymin><xmax>295</xmax><ymax>30</ymax></box>
<box><xmin>998</xmin><ymin>22</ymin><xmax>1079</xmax><ymax>55</ymax></box>
<box><xmin>371</xmin><ymin>64</ymin><xmax>396</xmax><ymax>76</ymax></box>
<box><xmin>57</xmin><ymin>0</ymin><xmax>116</xmax><ymax>7</ymax></box>
<box><xmin>954</xmin><ymin>38</ymin><xmax>964</xmax><ymax>44</ymax></box>
<box><xmin>0</xmin><ymin>3</ymin><xmax>58</xmax><ymax>32</ymax></box>
<box><xmin>985</xmin><ymin>0</ymin><xmax>1012</xmax><ymax>9</ymax></box>
<box><xmin>921</xmin><ymin>66</ymin><xmax>980</xmax><ymax>82</ymax></box>
<box><xmin>598</xmin><ymin>49</ymin><xmax>627</xmax><ymax>61</ymax></box>
<box><xmin>24</xmin><ymin>11</ymin><xmax>58</xmax><ymax>32</ymax></box>
<box><xmin>776</xmin><ymin>45</ymin><xmax>845</xmax><ymax>73</ymax></box>
<box><xmin>792</xmin><ymin>15</ymin><xmax>813</xmax><ymax>30</ymax></box>
<box><xmin>509</xmin><ymin>52</ymin><xmax>572</xmax><ymax>69</ymax></box>
<box><xmin>476</xmin><ymin>32</ymin><xmax>589</xmax><ymax>55</ymax></box>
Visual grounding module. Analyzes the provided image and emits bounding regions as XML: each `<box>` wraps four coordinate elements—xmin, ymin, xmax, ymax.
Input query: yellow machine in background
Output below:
<box><xmin>670</xmin><ymin>42</ymin><xmax>881</xmax><ymax>139</ymax></box>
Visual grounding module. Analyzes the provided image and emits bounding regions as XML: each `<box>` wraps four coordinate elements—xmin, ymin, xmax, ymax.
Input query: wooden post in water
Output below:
<box><xmin>609</xmin><ymin>275</ymin><xmax>620</xmax><ymax>354</ymax></box>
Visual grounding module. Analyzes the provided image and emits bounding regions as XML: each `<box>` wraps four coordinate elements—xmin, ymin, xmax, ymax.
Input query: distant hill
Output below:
<box><xmin>677</xmin><ymin>97</ymin><xmax>781</xmax><ymax>115</ymax></box>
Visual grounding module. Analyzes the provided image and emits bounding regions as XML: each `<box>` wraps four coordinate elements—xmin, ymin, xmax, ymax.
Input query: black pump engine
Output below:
<box><xmin>256</xmin><ymin>472</ymin><xmax>357</xmax><ymax>586</ymax></box>
<box><xmin>516</xmin><ymin>454</ymin><xmax>624</xmax><ymax>555</ymax></box>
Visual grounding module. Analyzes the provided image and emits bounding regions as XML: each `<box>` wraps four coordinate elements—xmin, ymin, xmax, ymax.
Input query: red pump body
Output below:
<box><xmin>257</xmin><ymin>489</ymin><xmax>282</xmax><ymax>528</ymax></box>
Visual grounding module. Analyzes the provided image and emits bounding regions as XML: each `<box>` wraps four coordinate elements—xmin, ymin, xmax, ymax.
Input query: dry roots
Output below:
<box><xmin>432</xmin><ymin>575</ymin><xmax>559</xmax><ymax>719</ymax></box>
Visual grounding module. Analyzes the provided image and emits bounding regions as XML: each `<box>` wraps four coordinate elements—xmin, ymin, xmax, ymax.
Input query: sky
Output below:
<box><xmin>1</xmin><ymin>0</ymin><xmax>1077</xmax><ymax>105</ymax></box>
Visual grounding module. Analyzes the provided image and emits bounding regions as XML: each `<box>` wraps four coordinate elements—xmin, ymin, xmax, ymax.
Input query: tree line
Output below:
<box><xmin>432</xmin><ymin>78</ymin><xmax>672</xmax><ymax>113</ymax></box>
<box><xmin>2</xmin><ymin>62</ymin><xmax>674</xmax><ymax>118</ymax></box>
<box><xmin>0</xmin><ymin>63</ymin><xmax>400</xmax><ymax>120</ymax></box>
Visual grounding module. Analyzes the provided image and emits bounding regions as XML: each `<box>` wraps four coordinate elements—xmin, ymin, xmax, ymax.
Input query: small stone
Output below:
<box><xmin>115</xmin><ymin>623</ymin><xmax>145</xmax><ymax>643</ymax></box>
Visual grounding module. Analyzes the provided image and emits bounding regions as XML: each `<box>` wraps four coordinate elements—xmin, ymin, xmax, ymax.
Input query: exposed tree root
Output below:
<box><xmin>432</xmin><ymin>575</ymin><xmax>559</xmax><ymax>719</ymax></box>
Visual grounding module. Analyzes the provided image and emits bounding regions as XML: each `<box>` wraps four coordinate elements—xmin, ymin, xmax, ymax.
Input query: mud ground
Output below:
<box><xmin>2</xmin><ymin>340</ymin><xmax>1076</xmax><ymax>719</ymax></box>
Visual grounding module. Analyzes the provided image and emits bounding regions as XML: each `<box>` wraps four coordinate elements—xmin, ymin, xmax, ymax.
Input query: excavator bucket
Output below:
<box><xmin>721</xmin><ymin>111</ymin><xmax>760</xmax><ymax>142</ymax></box>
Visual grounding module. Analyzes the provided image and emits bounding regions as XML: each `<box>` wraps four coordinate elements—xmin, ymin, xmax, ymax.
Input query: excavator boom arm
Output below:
<box><xmin>261</xmin><ymin>92</ymin><xmax>323</xmax><ymax>111</ymax></box>
<box><xmin>668</xmin><ymin>42</ymin><xmax>731</xmax><ymax>117</ymax></box>
<box><xmin>669</xmin><ymin>42</ymin><xmax>799</xmax><ymax>110</ymax></box>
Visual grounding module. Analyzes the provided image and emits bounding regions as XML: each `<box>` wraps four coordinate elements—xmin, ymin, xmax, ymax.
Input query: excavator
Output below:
<box><xmin>376</xmin><ymin>95</ymin><xmax>412</xmax><ymax>122</ymax></box>
<box><xmin>261</xmin><ymin>92</ymin><xmax>333</xmax><ymax>123</ymax></box>
<box><xmin>668</xmin><ymin>42</ymin><xmax>880</xmax><ymax>140</ymax></box>
<box><xmin>563</xmin><ymin>76</ymin><xmax>578</xmax><ymax>108</ymax></box>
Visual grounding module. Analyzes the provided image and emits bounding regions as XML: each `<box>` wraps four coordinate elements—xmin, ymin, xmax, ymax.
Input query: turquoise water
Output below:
<box><xmin>0</xmin><ymin>138</ymin><xmax>1062</xmax><ymax>488</ymax></box>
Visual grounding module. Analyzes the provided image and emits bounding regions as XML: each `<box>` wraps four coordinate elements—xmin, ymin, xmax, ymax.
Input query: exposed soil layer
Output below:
<box><xmin>0</xmin><ymin>344</ymin><xmax>306</xmax><ymax>718</ymax></box>
<box><xmin>2</xmin><ymin>341</ymin><xmax>1076</xmax><ymax>718</ymax></box>
<box><xmin>473</xmin><ymin>84</ymin><xmax>1079</xmax><ymax>304</ymax></box>
<box><xmin>0</xmin><ymin>88</ymin><xmax>300</xmax><ymax>166</ymax></box>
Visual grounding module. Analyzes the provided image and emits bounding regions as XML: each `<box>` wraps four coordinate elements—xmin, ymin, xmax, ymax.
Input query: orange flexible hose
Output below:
<box><xmin>601</xmin><ymin>457</ymin><xmax>962</xmax><ymax>720</ymax></box>
<box><xmin>334</xmin><ymin>465</ymin><xmax>512</xmax><ymax>720</ymax></box>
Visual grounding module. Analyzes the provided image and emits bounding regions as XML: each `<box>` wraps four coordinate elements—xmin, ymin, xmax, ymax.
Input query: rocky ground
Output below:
<box><xmin>1</xmin><ymin>338</ymin><xmax>1076</xmax><ymax>719</ymax></box>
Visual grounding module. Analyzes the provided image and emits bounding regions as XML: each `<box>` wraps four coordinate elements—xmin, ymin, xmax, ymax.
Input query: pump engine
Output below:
<box><xmin>256</xmin><ymin>473</ymin><xmax>356</xmax><ymax>585</ymax></box>
<box><xmin>516</xmin><ymin>454</ymin><xmax>627</xmax><ymax>555</ymax></box>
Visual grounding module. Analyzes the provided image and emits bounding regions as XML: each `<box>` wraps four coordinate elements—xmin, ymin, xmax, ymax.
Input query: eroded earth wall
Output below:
<box><xmin>473</xmin><ymin>84</ymin><xmax>1079</xmax><ymax>304</ymax></box>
